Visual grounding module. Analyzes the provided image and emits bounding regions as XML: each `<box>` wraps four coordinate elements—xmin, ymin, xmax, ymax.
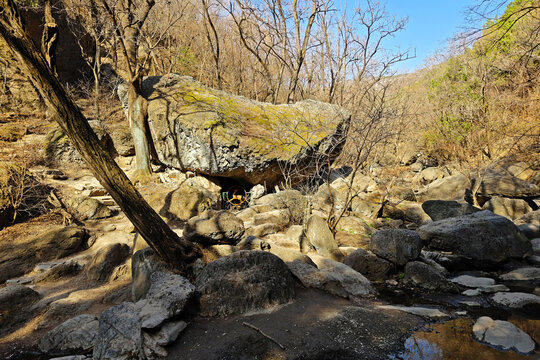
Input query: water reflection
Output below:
<box><xmin>399</xmin><ymin>317</ymin><xmax>539</xmax><ymax>360</ymax></box>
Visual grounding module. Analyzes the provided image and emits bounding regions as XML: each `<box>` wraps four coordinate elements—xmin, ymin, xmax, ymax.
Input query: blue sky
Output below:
<box><xmin>368</xmin><ymin>0</ymin><xmax>510</xmax><ymax>72</ymax></box>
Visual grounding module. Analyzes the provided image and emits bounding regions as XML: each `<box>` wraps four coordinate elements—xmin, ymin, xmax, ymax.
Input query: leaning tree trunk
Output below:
<box><xmin>0</xmin><ymin>0</ymin><xmax>201</xmax><ymax>272</ymax></box>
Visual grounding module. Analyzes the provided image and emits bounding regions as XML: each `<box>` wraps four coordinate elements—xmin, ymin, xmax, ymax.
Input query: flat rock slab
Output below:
<box><xmin>472</xmin><ymin>316</ymin><xmax>535</xmax><ymax>354</ymax></box>
<box><xmin>376</xmin><ymin>305</ymin><xmax>449</xmax><ymax>318</ymax></box>
<box><xmin>492</xmin><ymin>292</ymin><xmax>540</xmax><ymax>308</ymax></box>
<box><xmin>500</xmin><ymin>267</ymin><xmax>540</xmax><ymax>281</ymax></box>
<box><xmin>167</xmin><ymin>288</ymin><xmax>423</xmax><ymax>360</ymax></box>
<box><xmin>451</xmin><ymin>275</ymin><xmax>496</xmax><ymax>288</ymax></box>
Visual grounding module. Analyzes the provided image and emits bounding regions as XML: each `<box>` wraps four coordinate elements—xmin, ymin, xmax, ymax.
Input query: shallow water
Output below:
<box><xmin>398</xmin><ymin>315</ymin><xmax>540</xmax><ymax>360</ymax></box>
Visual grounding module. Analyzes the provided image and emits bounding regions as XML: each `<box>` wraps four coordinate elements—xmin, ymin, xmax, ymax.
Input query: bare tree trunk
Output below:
<box><xmin>41</xmin><ymin>0</ymin><xmax>58</xmax><ymax>74</ymax></box>
<box><xmin>127</xmin><ymin>78</ymin><xmax>153</xmax><ymax>177</ymax></box>
<box><xmin>0</xmin><ymin>0</ymin><xmax>201</xmax><ymax>272</ymax></box>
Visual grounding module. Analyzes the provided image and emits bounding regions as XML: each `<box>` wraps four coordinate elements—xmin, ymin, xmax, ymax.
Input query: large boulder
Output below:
<box><xmin>194</xmin><ymin>251</ymin><xmax>295</xmax><ymax>316</ymax></box>
<box><xmin>482</xmin><ymin>197</ymin><xmax>533</xmax><ymax>220</ymax></box>
<box><xmin>381</xmin><ymin>200</ymin><xmax>431</xmax><ymax>226</ymax></box>
<box><xmin>422</xmin><ymin>200</ymin><xmax>481</xmax><ymax>221</ymax></box>
<box><xmin>93</xmin><ymin>272</ymin><xmax>195</xmax><ymax>360</ymax></box>
<box><xmin>120</xmin><ymin>74</ymin><xmax>350</xmax><ymax>186</ymax></box>
<box><xmin>288</xmin><ymin>255</ymin><xmax>376</xmax><ymax>299</ymax></box>
<box><xmin>416</xmin><ymin>174</ymin><xmax>469</xmax><ymax>202</ymax></box>
<box><xmin>304</xmin><ymin>214</ymin><xmax>342</xmax><ymax>260</ymax></box>
<box><xmin>343</xmin><ymin>249</ymin><xmax>392</xmax><ymax>282</ymax></box>
<box><xmin>417</xmin><ymin>210</ymin><xmax>532</xmax><ymax>265</ymax></box>
<box><xmin>253</xmin><ymin>190</ymin><xmax>308</xmax><ymax>224</ymax></box>
<box><xmin>403</xmin><ymin>261</ymin><xmax>458</xmax><ymax>293</ymax></box>
<box><xmin>65</xmin><ymin>195</ymin><xmax>112</xmax><ymax>220</ymax></box>
<box><xmin>473</xmin><ymin>316</ymin><xmax>535</xmax><ymax>354</ymax></box>
<box><xmin>477</xmin><ymin>171</ymin><xmax>540</xmax><ymax>199</ymax></box>
<box><xmin>0</xmin><ymin>226</ymin><xmax>86</xmax><ymax>284</ymax></box>
<box><xmin>146</xmin><ymin>178</ymin><xmax>220</xmax><ymax>222</ymax></box>
<box><xmin>87</xmin><ymin>243</ymin><xmax>131</xmax><ymax>282</ymax></box>
<box><xmin>39</xmin><ymin>314</ymin><xmax>99</xmax><ymax>354</ymax></box>
<box><xmin>369</xmin><ymin>229</ymin><xmax>422</xmax><ymax>266</ymax></box>
<box><xmin>131</xmin><ymin>248</ymin><xmax>170</xmax><ymax>301</ymax></box>
<box><xmin>137</xmin><ymin>271</ymin><xmax>196</xmax><ymax>329</ymax></box>
<box><xmin>44</xmin><ymin>121</ymin><xmax>116</xmax><ymax>165</ymax></box>
<box><xmin>0</xmin><ymin>285</ymin><xmax>40</xmax><ymax>315</ymax></box>
<box><xmin>184</xmin><ymin>210</ymin><xmax>245</xmax><ymax>245</ymax></box>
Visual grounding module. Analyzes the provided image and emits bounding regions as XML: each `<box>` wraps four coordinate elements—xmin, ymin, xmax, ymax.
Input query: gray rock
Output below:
<box><xmin>45</xmin><ymin>122</ymin><xmax>116</xmax><ymax>165</ymax></box>
<box><xmin>137</xmin><ymin>271</ymin><xmax>196</xmax><ymax>329</ymax></box>
<box><xmin>184</xmin><ymin>210</ymin><xmax>245</xmax><ymax>245</ymax></box>
<box><xmin>381</xmin><ymin>201</ymin><xmax>432</xmax><ymax>226</ymax></box>
<box><xmin>108</xmin><ymin>123</ymin><xmax>135</xmax><ymax>156</ymax></box>
<box><xmin>254</xmin><ymin>190</ymin><xmax>308</xmax><ymax>225</ymax></box>
<box><xmin>141</xmin><ymin>320</ymin><xmax>187</xmax><ymax>358</ymax></box>
<box><xmin>420</xmin><ymin>167</ymin><xmax>445</xmax><ymax>183</ymax></box>
<box><xmin>34</xmin><ymin>261</ymin><xmax>81</xmax><ymax>283</ymax></box>
<box><xmin>93</xmin><ymin>302</ymin><xmax>142</xmax><ymax>360</ymax></box>
<box><xmin>127</xmin><ymin>74</ymin><xmax>351</xmax><ymax>187</ymax></box>
<box><xmin>195</xmin><ymin>251</ymin><xmax>296</xmax><ymax>316</ymax></box>
<box><xmin>531</xmin><ymin>238</ymin><xmax>540</xmax><ymax>254</ymax></box>
<box><xmin>422</xmin><ymin>200</ymin><xmax>480</xmax><ymax>221</ymax></box>
<box><xmin>370</xmin><ymin>229</ymin><xmax>422</xmax><ymax>266</ymax></box>
<box><xmin>131</xmin><ymin>248</ymin><xmax>170</xmax><ymax>301</ymax></box>
<box><xmin>146</xmin><ymin>178</ymin><xmax>220</xmax><ymax>222</ymax></box>
<box><xmin>343</xmin><ymin>248</ymin><xmax>392</xmax><ymax>282</ymax></box>
<box><xmin>31</xmin><ymin>226</ymin><xmax>87</xmax><ymax>262</ymax></box>
<box><xmin>267</xmin><ymin>246</ymin><xmax>315</xmax><ymax>265</ymax></box>
<box><xmin>87</xmin><ymin>243</ymin><xmax>130</xmax><ymax>283</ymax></box>
<box><xmin>146</xmin><ymin>319</ymin><xmax>187</xmax><ymax>346</ymax></box>
<box><xmin>39</xmin><ymin>314</ymin><xmax>98</xmax><ymax>354</ymax></box>
<box><xmin>483</xmin><ymin>197</ymin><xmax>533</xmax><ymax>220</ymax></box>
<box><xmin>500</xmin><ymin>267</ymin><xmax>540</xmax><ymax>281</ymax></box>
<box><xmin>477</xmin><ymin>171</ymin><xmax>540</xmax><ymax>199</ymax></box>
<box><xmin>65</xmin><ymin>196</ymin><xmax>112</xmax><ymax>220</ymax></box>
<box><xmin>515</xmin><ymin>210</ymin><xmax>540</xmax><ymax>226</ymax></box>
<box><xmin>377</xmin><ymin>305</ymin><xmax>448</xmax><ymax>318</ymax></box>
<box><xmin>417</xmin><ymin>210</ymin><xmax>532</xmax><ymax>265</ymax></box>
<box><xmin>252</xmin><ymin>209</ymin><xmax>291</xmax><ymax>229</ymax></box>
<box><xmin>0</xmin><ymin>285</ymin><xmax>40</xmax><ymax>313</ymax></box>
<box><xmin>305</xmin><ymin>214</ymin><xmax>342</xmax><ymax>261</ymax></box>
<box><xmin>312</xmin><ymin>184</ymin><xmax>345</xmax><ymax>213</ymax></box>
<box><xmin>288</xmin><ymin>256</ymin><xmax>376</xmax><ymax>299</ymax></box>
<box><xmin>249</xmin><ymin>184</ymin><xmax>265</xmax><ymax>202</ymax></box>
<box><xmin>403</xmin><ymin>261</ymin><xmax>458</xmax><ymax>293</ymax></box>
<box><xmin>473</xmin><ymin>316</ymin><xmax>535</xmax><ymax>354</ymax></box>
<box><xmin>518</xmin><ymin>223</ymin><xmax>540</xmax><ymax>239</ymax></box>
<box><xmin>416</xmin><ymin>174</ymin><xmax>469</xmax><ymax>202</ymax></box>
<box><xmin>491</xmin><ymin>292</ymin><xmax>540</xmax><ymax>308</ymax></box>
<box><xmin>463</xmin><ymin>289</ymin><xmax>481</xmax><ymax>296</ymax></box>
<box><xmin>451</xmin><ymin>275</ymin><xmax>495</xmax><ymax>288</ymax></box>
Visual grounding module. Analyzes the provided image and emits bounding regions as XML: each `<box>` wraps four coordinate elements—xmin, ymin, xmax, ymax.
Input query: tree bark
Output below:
<box><xmin>41</xmin><ymin>0</ymin><xmax>58</xmax><ymax>74</ymax></box>
<box><xmin>0</xmin><ymin>0</ymin><xmax>201</xmax><ymax>272</ymax></box>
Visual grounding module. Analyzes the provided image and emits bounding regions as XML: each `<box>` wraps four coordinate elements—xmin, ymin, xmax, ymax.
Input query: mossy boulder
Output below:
<box><xmin>119</xmin><ymin>74</ymin><xmax>351</xmax><ymax>186</ymax></box>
